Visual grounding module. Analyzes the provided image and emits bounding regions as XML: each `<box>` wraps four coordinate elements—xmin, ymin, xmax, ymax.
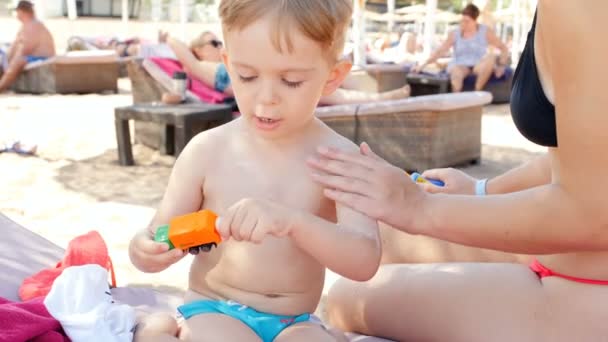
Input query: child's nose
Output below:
<box><xmin>257</xmin><ymin>80</ymin><xmax>279</xmax><ymax>106</ymax></box>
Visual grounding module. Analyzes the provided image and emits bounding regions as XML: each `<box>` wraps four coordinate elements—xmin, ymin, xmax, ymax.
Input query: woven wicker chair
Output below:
<box><xmin>316</xmin><ymin>91</ymin><xmax>492</xmax><ymax>171</ymax></box>
<box><xmin>11</xmin><ymin>51</ymin><xmax>119</xmax><ymax>94</ymax></box>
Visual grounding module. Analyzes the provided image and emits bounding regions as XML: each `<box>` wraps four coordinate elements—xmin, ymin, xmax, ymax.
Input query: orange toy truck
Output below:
<box><xmin>154</xmin><ymin>210</ymin><xmax>222</xmax><ymax>255</ymax></box>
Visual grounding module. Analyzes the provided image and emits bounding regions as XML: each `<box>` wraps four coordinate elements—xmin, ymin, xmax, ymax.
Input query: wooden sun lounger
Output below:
<box><xmin>11</xmin><ymin>51</ymin><xmax>120</xmax><ymax>94</ymax></box>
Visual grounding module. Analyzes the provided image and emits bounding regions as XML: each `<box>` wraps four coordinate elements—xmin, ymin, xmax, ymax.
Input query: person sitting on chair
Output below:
<box><xmin>412</xmin><ymin>3</ymin><xmax>509</xmax><ymax>92</ymax></box>
<box><xmin>0</xmin><ymin>1</ymin><xmax>55</xmax><ymax>93</ymax></box>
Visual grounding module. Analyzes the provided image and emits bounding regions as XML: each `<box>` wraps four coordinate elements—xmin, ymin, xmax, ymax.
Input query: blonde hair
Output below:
<box><xmin>219</xmin><ymin>0</ymin><xmax>352</xmax><ymax>61</ymax></box>
<box><xmin>189</xmin><ymin>31</ymin><xmax>214</xmax><ymax>49</ymax></box>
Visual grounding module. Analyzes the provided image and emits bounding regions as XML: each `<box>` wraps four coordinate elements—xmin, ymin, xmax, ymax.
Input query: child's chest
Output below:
<box><xmin>203</xmin><ymin>156</ymin><xmax>333</xmax><ymax>219</ymax></box>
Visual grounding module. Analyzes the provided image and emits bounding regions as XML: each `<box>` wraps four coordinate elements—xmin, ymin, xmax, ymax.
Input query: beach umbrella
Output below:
<box><xmin>352</xmin><ymin>0</ymin><xmax>367</xmax><ymax>66</ymax></box>
<box><xmin>387</xmin><ymin>0</ymin><xmax>395</xmax><ymax>32</ymax></box>
<box><xmin>180</xmin><ymin>0</ymin><xmax>188</xmax><ymax>41</ymax></box>
<box><xmin>122</xmin><ymin>0</ymin><xmax>129</xmax><ymax>36</ymax></box>
<box><xmin>395</xmin><ymin>4</ymin><xmax>427</xmax><ymax>15</ymax></box>
<box><xmin>423</xmin><ymin>0</ymin><xmax>437</xmax><ymax>58</ymax></box>
<box><xmin>66</xmin><ymin>0</ymin><xmax>77</xmax><ymax>20</ymax></box>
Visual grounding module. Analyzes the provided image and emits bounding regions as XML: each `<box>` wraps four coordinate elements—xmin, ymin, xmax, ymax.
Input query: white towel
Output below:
<box><xmin>43</xmin><ymin>264</ymin><xmax>136</xmax><ymax>342</ymax></box>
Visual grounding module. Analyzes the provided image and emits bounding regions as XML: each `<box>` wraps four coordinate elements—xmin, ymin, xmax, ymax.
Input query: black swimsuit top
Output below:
<box><xmin>510</xmin><ymin>11</ymin><xmax>557</xmax><ymax>147</ymax></box>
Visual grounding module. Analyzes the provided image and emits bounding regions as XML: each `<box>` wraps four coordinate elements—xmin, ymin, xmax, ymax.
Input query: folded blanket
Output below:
<box><xmin>20</xmin><ymin>231</ymin><xmax>115</xmax><ymax>301</ymax></box>
<box><xmin>0</xmin><ymin>296</ymin><xmax>69</xmax><ymax>342</ymax></box>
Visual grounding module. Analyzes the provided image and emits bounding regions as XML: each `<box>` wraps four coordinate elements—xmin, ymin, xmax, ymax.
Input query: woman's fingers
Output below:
<box><xmin>359</xmin><ymin>142</ymin><xmax>384</xmax><ymax>162</ymax></box>
<box><xmin>421</xmin><ymin>168</ymin><xmax>450</xmax><ymax>181</ymax></box>
<box><xmin>307</xmin><ymin>155</ymin><xmax>374</xmax><ymax>182</ymax></box>
<box><xmin>311</xmin><ymin>173</ymin><xmax>373</xmax><ymax>197</ymax></box>
<box><xmin>314</xmin><ymin>146</ymin><xmax>378</xmax><ymax>170</ymax></box>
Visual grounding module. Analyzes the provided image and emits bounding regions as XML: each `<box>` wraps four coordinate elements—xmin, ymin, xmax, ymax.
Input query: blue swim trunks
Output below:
<box><xmin>178</xmin><ymin>300</ymin><xmax>319</xmax><ymax>342</ymax></box>
<box><xmin>214</xmin><ymin>63</ymin><xmax>231</xmax><ymax>93</ymax></box>
<box><xmin>25</xmin><ymin>55</ymin><xmax>48</xmax><ymax>64</ymax></box>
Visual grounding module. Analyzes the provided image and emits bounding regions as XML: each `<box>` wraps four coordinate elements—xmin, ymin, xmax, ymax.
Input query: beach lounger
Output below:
<box><xmin>11</xmin><ymin>50</ymin><xmax>119</xmax><ymax>94</ymax></box>
<box><xmin>316</xmin><ymin>91</ymin><xmax>492</xmax><ymax>171</ymax></box>
<box><xmin>0</xmin><ymin>212</ymin><xmax>392</xmax><ymax>341</ymax></box>
<box><xmin>348</xmin><ymin>63</ymin><xmax>412</xmax><ymax>93</ymax></box>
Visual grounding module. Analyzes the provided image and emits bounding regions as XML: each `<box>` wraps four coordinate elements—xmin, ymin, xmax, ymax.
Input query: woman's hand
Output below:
<box><xmin>419</xmin><ymin>168</ymin><xmax>479</xmax><ymax>195</ymax></box>
<box><xmin>308</xmin><ymin>142</ymin><xmax>428</xmax><ymax>233</ymax></box>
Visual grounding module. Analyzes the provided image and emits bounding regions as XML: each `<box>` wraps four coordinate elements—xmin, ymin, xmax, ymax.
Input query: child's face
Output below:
<box><xmin>222</xmin><ymin>17</ymin><xmax>350</xmax><ymax>140</ymax></box>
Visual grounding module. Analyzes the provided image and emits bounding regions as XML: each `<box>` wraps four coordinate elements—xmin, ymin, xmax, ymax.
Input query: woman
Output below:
<box><xmin>413</xmin><ymin>4</ymin><xmax>510</xmax><ymax>92</ymax></box>
<box><xmin>163</xmin><ymin>31</ymin><xmax>412</xmax><ymax>105</ymax></box>
<box><xmin>309</xmin><ymin>3</ymin><xmax>608</xmax><ymax>340</ymax></box>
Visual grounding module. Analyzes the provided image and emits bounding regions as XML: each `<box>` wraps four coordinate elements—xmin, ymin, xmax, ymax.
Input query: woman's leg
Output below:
<box><xmin>379</xmin><ymin>223</ymin><xmax>531</xmax><ymax>264</ymax></box>
<box><xmin>448</xmin><ymin>65</ymin><xmax>471</xmax><ymax>92</ymax></box>
<box><xmin>472</xmin><ymin>54</ymin><xmax>496</xmax><ymax>91</ymax></box>
<box><xmin>327</xmin><ymin>262</ymin><xmax>608</xmax><ymax>342</ymax></box>
<box><xmin>319</xmin><ymin>85</ymin><xmax>410</xmax><ymax>106</ymax></box>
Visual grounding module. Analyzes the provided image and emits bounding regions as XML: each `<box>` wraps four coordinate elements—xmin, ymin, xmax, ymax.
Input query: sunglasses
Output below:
<box><xmin>204</xmin><ymin>39</ymin><xmax>223</xmax><ymax>48</ymax></box>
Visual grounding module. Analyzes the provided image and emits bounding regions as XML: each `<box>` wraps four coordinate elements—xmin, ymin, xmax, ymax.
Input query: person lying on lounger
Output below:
<box><xmin>0</xmin><ymin>1</ymin><xmax>55</xmax><ymax>93</ymax></box>
<box><xmin>160</xmin><ymin>30</ymin><xmax>411</xmax><ymax>106</ymax></box>
<box><xmin>129</xmin><ymin>0</ymin><xmax>382</xmax><ymax>340</ymax></box>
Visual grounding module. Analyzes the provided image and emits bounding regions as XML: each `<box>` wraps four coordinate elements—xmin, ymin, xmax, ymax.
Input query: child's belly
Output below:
<box><xmin>188</xmin><ymin>237</ymin><xmax>326</xmax><ymax>316</ymax></box>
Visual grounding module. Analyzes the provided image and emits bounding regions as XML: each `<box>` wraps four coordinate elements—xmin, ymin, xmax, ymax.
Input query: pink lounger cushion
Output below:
<box><xmin>148</xmin><ymin>57</ymin><xmax>227</xmax><ymax>104</ymax></box>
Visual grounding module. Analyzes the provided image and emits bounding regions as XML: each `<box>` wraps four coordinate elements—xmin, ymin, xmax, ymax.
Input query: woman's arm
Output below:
<box><xmin>166</xmin><ymin>36</ymin><xmax>220</xmax><ymax>90</ymax></box>
<box><xmin>486</xmin><ymin>28</ymin><xmax>509</xmax><ymax>66</ymax></box>
<box><xmin>486</xmin><ymin>153</ymin><xmax>551</xmax><ymax>194</ymax></box>
<box><xmin>414</xmin><ymin>32</ymin><xmax>455</xmax><ymax>72</ymax></box>
<box><xmin>421</xmin><ymin>153</ymin><xmax>551</xmax><ymax>195</ymax></box>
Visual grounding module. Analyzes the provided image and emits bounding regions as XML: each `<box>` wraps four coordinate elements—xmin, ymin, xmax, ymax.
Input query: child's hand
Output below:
<box><xmin>129</xmin><ymin>230</ymin><xmax>186</xmax><ymax>273</ymax></box>
<box><xmin>215</xmin><ymin>199</ymin><xmax>295</xmax><ymax>243</ymax></box>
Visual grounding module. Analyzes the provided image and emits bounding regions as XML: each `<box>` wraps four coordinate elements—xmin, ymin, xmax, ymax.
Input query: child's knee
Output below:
<box><xmin>134</xmin><ymin>312</ymin><xmax>179</xmax><ymax>340</ymax></box>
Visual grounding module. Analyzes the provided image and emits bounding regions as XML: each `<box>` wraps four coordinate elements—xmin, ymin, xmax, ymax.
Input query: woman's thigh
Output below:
<box><xmin>448</xmin><ymin>65</ymin><xmax>471</xmax><ymax>79</ymax></box>
<box><xmin>380</xmin><ymin>223</ymin><xmax>531</xmax><ymax>264</ymax></box>
<box><xmin>327</xmin><ymin>262</ymin><xmax>552</xmax><ymax>342</ymax></box>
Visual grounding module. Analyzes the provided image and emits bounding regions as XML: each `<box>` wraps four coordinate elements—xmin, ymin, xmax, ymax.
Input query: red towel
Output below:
<box><xmin>150</xmin><ymin>57</ymin><xmax>228</xmax><ymax>104</ymax></box>
<box><xmin>0</xmin><ymin>296</ymin><xmax>69</xmax><ymax>342</ymax></box>
<box><xmin>19</xmin><ymin>231</ymin><xmax>116</xmax><ymax>301</ymax></box>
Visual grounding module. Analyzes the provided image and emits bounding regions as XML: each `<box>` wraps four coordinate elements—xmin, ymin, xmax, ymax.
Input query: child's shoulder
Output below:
<box><xmin>318</xmin><ymin>120</ymin><xmax>360</xmax><ymax>153</ymax></box>
<box><xmin>177</xmin><ymin>119</ymin><xmax>238</xmax><ymax>163</ymax></box>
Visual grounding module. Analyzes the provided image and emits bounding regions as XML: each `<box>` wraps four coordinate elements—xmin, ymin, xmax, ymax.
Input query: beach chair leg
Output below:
<box><xmin>115</xmin><ymin>118</ymin><xmax>134</xmax><ymax>166</ymax></box>
<box><xmin>174</xmin><ymin>124</ymin><xmax>188</xmax><ymax>158</ymax></box>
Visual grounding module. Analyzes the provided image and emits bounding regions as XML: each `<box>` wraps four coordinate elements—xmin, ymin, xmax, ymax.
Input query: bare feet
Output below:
<box><xmin>376</xmin><ymin>84</ymin><xmax>411</xmax><ymax>101</ymax></box>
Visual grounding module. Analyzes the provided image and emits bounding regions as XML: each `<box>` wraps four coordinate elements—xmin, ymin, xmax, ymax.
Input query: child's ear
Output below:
<box><xmin>322</xmin><ymin>59</ymin><xmax>352</xmax><ymax>96</ymax></box>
